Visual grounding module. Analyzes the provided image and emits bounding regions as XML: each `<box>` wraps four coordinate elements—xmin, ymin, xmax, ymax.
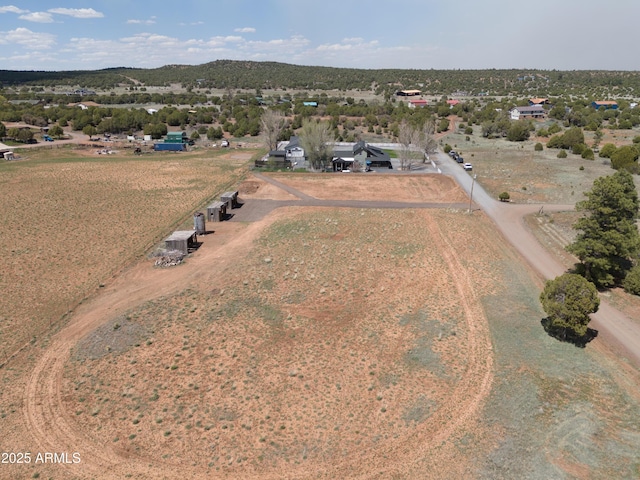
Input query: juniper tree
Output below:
<box><xmin>540</xmin><ymin>273</ymin><xmax>600</xmax><ymax>338</ymax></box>
<box><xmin>567</xmin><ymin>170</ymin><xmax>640</xmax><ymax>287</ymax></box>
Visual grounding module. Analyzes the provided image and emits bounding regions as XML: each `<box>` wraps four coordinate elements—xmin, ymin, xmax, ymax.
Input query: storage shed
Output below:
<box><xmin>207</xmin><ymin>201</ymin><xmax>227</xmax><ymax>222</ymax></box>
<box><xmin>221</xmin><ymin>191</ymin><xmax>239</xmax><ymax>209</ymax></box>
<box><xmin>165</xmin><ymin>131</ymin><xmax>188</xmax><ymax>143</ymax></box>
<box><xmin>164</xmin><ymin>231</ymin><xmax>198</xmax><ymax>255</ymax></box>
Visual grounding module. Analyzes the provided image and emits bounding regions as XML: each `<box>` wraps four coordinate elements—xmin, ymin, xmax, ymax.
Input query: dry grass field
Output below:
<box><xmin>443</xmin><ymin>122</ymin><xmax>640</xmax><ymax>205</ymax></box>
<box><xmin>0</xmin><ymin>147</ymin><xmax>250</xmax><ymax>364</ymax></box>
<box><xmin>1</xmin><ymin>145</ymin><xmax>640</xmax><ymax>479</ymax></box>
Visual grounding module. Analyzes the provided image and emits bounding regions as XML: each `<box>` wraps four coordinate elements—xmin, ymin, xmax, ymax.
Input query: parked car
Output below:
<box><xmin>463</xmin><ymin>163</ymin><xmax>473</xmax><ymax>171</ymax></box>
<box><xmin>220</xmin><ymin>140</ymin><xmax>229</xmax><ymax>147</ymax></box>
<box><xmin>43</xmin><ymin>135</ymin><xmax>54</xmax><ymax>142</ymax></box>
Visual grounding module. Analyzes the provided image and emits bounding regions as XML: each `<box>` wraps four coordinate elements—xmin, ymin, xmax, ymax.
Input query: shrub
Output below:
<box><xmin>599</xmin><ymin>143</ymin><xmax>617</xmax><ymax>158</ymax></box>
<box><xmin>611</xmin><ymin>145</ymin><xmax>640</xmax><ymax>173</ymax></box>
<box><xmin>534</xmin><ymin>142</ymin><xmax>543</xmax><ymax>151</ymax></box>
<box><xmin>548</xmin><ymin>123</ymin><xmax>562</xmax><ymax>134</ymax></box>
<box><xmin>499</xmin><ymin>192</ymin><xmax>510</xmax><ymax>202</ymax></box>
<box><xmin>581</xmin><ymin>148</ymin><xmax>595</xmax><ymax>160</ymax></box>
<box><xmin>623</xmin><ymin>265</ymin><xmax>640</xmax><ymax>295</ymax></box>
<box><xmin>557</xmin><ymin>149</ymin><xmax>568</xmax><ymax>158</ymax></box>
<box><xmin>547</xmin><ymin>126</ymin><xmax>584</xmax><ymax>149</ymax></box>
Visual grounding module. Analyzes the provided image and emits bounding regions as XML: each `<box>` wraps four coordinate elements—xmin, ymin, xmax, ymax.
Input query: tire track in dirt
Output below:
<box><xmin>423</xmin><ymin>216</ymin><xmax>494</xmax><ymax>439</ymax></box>
<box><xmin>315</xmin><ymin>213</ymin><xmax>496</xmax><ymax>479</ymax></box>
<box><xmin>22</xmin><ymin>219</ymin><xmax>280</xmax><ymax>479</ymax></box>
<box><xmin>22</xmin><ymin>179</ymin><xmax>494</xmax><ymax>478</ymax></box>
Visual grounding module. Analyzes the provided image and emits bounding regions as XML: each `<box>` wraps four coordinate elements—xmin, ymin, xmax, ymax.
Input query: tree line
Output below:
<box><xmin>4</xmin><ymin>60</ymin><xmax>640</xmax><ymax>97</ymax></box>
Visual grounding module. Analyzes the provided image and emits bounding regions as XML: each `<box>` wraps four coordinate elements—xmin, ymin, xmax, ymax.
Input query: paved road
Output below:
<box><xmin>436</xmin><ymin>151</ymin><xmax>640</xmax><ymax>367</ymax></box>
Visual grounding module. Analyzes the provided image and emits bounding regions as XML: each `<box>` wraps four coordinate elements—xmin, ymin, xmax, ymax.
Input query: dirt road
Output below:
<box><xmin>437</xmin><ymin>151</ymin><xmax>640</xmax><ymax>367</ymax></box>
<box><xmin>15</xmin><ymin>160</ymin><xmax>639</xmax><ymax>478</ymax></box>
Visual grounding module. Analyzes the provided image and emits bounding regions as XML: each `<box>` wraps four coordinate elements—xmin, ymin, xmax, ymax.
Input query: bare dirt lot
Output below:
<box><xmin>265</xmin><ymin>173</ymin><xmax>469</xmax><ymax>203</ymax></box>
<box><xmin>2</xmin><ymin>169</ymin><xmax>639</xmax><ymax>479</ymax></box>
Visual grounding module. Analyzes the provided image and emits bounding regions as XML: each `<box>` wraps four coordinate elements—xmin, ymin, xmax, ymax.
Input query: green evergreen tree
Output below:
<box><xmin>540</xmin><ymin>273</ymin><xmax>600</xmax><ymax>338</ymax></box>
<box><xmin>567</xmin><ymin>170</ymin><xmax>640</xmax><ymax>287</ymax></box>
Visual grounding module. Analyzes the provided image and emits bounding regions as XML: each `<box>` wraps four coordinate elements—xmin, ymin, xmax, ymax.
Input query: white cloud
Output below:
<box><xmin>234</xmin><ymin>27</ymin><xmax>255</xmax><ymax>33</ymax></box>
<box><xmin>19</xmin><ymin>12</ymin><xmax>54</xmax><ymax>23</ymax></box>
<box><xmin>204</xmin><ymin>35</ymin><xmax>244</xmax><ymax>47</ymax></box>
<box><xmin>126</xmin><ymin>17</ymin><xmax>156</xmax><ymax>25</ymax></box>
<box><xmin>0</xmin><ymin>5</ymin><xmax>27</xmax><ymax>14</ymax></box>
<box><xmin>48</xmin><ymin>8</ymin><xmax>103</xmax><ymax>19</ymax></box>
<box><xmin>0</xmin><ymin>27</ymin><xmax>56</xmax><ymax>49</ymax></box>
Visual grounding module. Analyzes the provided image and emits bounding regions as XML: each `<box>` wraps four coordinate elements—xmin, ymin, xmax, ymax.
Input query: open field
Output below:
<box><xmin>443</xmin><ymin>121</ymin><xmax>640</xmax><ymax>205</ymax></box>
<box><xmin>2</xmin><ymin>117</ymin><xmax>640</xmax><ymax>480</ymax></box>
<box><xmin>0</xmin><ymin>148</ymin><xmax>250</xmax><ymax>364</ymax></box>
<box><xmin>265</xmin><ymin>172</ymin><xmax>469</xmax><ymax>203</ymax></box>
<box><xmin>1</xmin><ymin>169</ymin><xmax>639</xmax><ymax>479</ymax></box>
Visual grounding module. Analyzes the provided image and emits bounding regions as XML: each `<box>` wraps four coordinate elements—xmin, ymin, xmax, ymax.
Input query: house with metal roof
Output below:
<box><xmin>165</xmin><ymin>131</ymin><xmax>188</xmax><ymax>143</ymax></box>
<box><xmin>408</xmin><ymin>99</ymin><xmax>428</xmax><ymax>108</ymax></box>
<box><xmin>592</xmin><ymin>101</ymin><xmax>618</xmax><ymax>110</ymax></box>
<box><xmin>509</xmin><ymin>105</ymin><xmax>546</xmax><ymax>120</ymax></box>
<box><xmin>396</xmin><ymin>89</ymin><xmax>421</xmax><ymax>96</ymax></box>
<box><xmin>256</xmin><ymin>136</ymin><xmax>304</xmax><ymax>168</ymax></box>
<box><xmin>331</xmin><ymin>141</ymin><xmax>392</xmax><ymax>171</ymax></box>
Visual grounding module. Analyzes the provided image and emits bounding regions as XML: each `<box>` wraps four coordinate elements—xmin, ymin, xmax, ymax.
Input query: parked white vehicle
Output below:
<box><xmin>463</xmin><ymin>163</ymin><xmax>473</xmax><ymax>171</ymax></box>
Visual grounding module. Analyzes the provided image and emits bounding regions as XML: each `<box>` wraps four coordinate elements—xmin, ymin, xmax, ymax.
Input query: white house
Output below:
<box><xmin>510</xmin><ymin>105</ymin><xmax>545</xmax><ymax>120</ymax></box>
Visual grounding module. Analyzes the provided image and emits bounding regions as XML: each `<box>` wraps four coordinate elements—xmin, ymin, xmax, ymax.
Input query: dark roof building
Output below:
<box><xmin>396</xmin><ymin>89</ymin><xmax>421</xmax><ymax>96</ymax></box>
<box><xmin>332</xmin><ymin>141</ymin><xmax>392</xmax><ymax>171</ymax></box>
<box><xmin>592</xmin><ymin>101</ymin><xmax>618</xmax><ymax>110</ymax></box>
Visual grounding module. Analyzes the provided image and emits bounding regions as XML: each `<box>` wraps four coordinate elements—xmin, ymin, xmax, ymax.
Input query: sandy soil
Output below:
<box><xmin>3</xmin><ymin>167</ymin><xmax>639</xmax><ymax>479</ymax></box>
<box><xmin>266</xmin><ymin>173</ymin><xmax>469</xmax><ymax>203</ymax></box>
<box><xmin>7</xmin><ymin>173</ymin><xmax>499</xmax><ymax>479</ymax></box>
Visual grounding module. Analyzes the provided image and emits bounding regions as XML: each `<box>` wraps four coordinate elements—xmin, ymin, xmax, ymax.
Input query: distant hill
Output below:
<box><xmin>1</xmin><ymin>60</ymin><xmax>640</xmax><ymax>97</ymax></box>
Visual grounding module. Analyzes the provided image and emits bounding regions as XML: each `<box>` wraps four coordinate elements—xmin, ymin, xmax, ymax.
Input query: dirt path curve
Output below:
<box><xmin>21</xmin><ymin>159</ymin><xmax>637</xmax><ymax>477</ymax></box>
<box><xmin>437</xmin><ymin>151</ymin><xmax>640</xmax><ymax>367</ymax></box>
<box><xmin>23</xmin><ymin>219</ymin><xmax>280</xmax><ymax>479</ymax></box>
<box><xmin>22</xmin><ymin>172</ymin><xmax>493</xmax><ymax>479</ymax></box>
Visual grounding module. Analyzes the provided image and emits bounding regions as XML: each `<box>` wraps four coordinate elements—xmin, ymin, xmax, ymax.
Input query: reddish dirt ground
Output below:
<box><xmin>11</xmin><ymin>173</ymin><xmax>500</xmax><ymax>479</ymax></box>
<box><xmin>5</xmin><ymin>170</ymin><xmax>639</xmax><ymax>479</ymax></box>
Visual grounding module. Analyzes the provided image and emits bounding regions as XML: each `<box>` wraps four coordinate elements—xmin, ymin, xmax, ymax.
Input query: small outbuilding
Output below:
<box><xmin>165</xmin><ymin>131</ymin><xmax>188</xmax><ymax>143</ymax></box>
<box><xmin>221</xmin><ymin>191</ymin><xmax>239</xmax><ymax>209</ymax></box>
<box><xmin>164</xmin><ymin>231</ymin><xmax>198</xmax><ymax>255</ymax></box>
<box><xmin>207</xmin><ymin>201</ymin><xmax>227</xmax><ymax>222</ymax></box>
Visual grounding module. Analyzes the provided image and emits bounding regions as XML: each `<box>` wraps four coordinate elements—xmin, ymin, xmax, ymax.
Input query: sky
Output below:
<box><xmin>1</xmin><ymin>0</ymin><xmax>639</xmax><ymax>72</ymax></box>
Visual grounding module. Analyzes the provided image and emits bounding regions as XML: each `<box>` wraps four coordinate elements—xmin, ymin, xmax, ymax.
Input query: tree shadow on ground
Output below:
<box><xmin>540</xmin><ymin>318</ymin><xmax>598</xmax><ymax>348</ymax></box>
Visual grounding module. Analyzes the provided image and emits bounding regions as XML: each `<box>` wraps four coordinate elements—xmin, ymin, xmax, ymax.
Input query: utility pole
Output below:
<box><xmin>468</xmin><ymin>174</ymin><xmax>477</xmax><ymax>214</ymax></box>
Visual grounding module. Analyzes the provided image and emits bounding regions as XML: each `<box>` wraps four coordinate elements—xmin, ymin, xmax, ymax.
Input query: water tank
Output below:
<box><xmin>193</xmin><ymin>212</ymin><xmax>206</xmax><ymax>235</ymax></box>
